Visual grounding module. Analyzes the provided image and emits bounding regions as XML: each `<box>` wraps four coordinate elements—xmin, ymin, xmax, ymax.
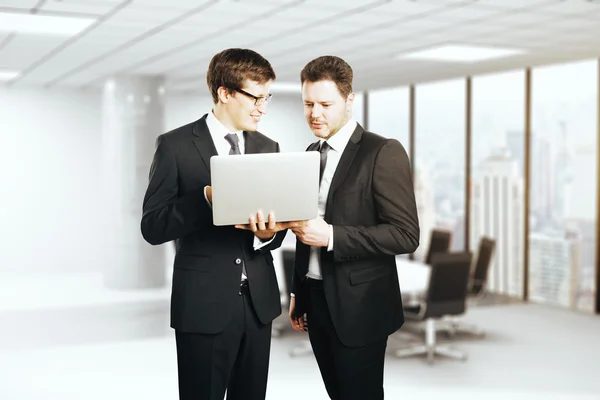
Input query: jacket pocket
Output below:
<box><xmin>173</xmin><ymin>253</ymin><xmax>212</xmax><ymax>272</ymax></box>
<box><xmin>349</xmin><ymin>265</ymin><xmax>391</xmax><ymax>286</ymax></box>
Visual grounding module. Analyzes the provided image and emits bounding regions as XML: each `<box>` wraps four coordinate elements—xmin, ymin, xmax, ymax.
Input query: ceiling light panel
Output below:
<box><xmin>0</xmin><ymin>11</ymin><xmax>95</xmax><ymax>35</ymax></box>
<box><xmin>0</xmin><ymin>69</ymin><xmax>21</xmax><ymax>81</ymax></box>
<box><xmin>399</xmin><ymin>44</ymin><xmax>525</xmax><ymax>62</ymax></box>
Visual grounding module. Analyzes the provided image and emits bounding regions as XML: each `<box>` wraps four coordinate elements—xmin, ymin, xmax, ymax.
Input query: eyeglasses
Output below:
<box><xmin>233</xmin><ymin>87</ymin><xmax>273</xmax><ymax>106</ymax></box>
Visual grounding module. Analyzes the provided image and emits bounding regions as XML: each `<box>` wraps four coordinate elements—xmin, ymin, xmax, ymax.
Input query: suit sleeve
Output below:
<box><xmin>141</xmin><ymin>134</ymin><xmax>212</xmax><ymax>245</ymax></box>
<box><xmin>252</xmin><ymin>141</ymin><xmax>288</xmax><ymax>253</ymax></box>
<box><xmin>289</xmin><ymin>243</ymin><xmax>309</xmax><ymax>316</ymax></box>
<box><xmin>332</xmin><ymin>139</ymin><xmax>420</xmax><ymax>261</ymax></box>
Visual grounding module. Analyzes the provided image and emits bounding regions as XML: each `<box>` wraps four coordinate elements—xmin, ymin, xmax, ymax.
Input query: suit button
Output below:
<box><xmin>235</xmin><ymin>258</ymin><xmax>242</xmax><ymax>265</ymax></box>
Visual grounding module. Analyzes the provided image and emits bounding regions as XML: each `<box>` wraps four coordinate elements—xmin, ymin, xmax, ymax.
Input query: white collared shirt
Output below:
<box><xmin>305</xmin><ymin>119</ymin><xmax>357</xmax><ymax>280</ymax></box>
<box><xmin>205</xmin><ymin>110</ymin><xmax>246</xmax><ymax>156</ymax></box>
<box><xmin>202</xmin><ymin>110</ymin><xmax>273</xmax><ymax>280</ymax></box>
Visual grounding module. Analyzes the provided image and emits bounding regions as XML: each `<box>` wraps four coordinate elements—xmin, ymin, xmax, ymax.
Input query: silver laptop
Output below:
<box><xmin>210</xmin><ymin>151</ymin><xmax>320</xmax><ymax>226</ymax></box>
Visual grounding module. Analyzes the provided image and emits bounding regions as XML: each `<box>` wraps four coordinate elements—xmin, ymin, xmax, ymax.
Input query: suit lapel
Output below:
<box><xmin>243</xmin><ymin>131</ymin><xmax>259</xmax><ymax>154</ymax></box>
<box><xmin>325</xmin><ymin>124</ymin><xmax>364</xmax><ymax>218</ymax></box>
<box><xmin>192</xmin><ymin>115</ymin><xmax>218</xmax><ymax>174</ymax></box>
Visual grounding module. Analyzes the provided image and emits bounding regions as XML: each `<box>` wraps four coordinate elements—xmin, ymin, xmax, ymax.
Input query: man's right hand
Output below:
<box><xmin>235</xmin><ymin>211</ymin><xmax>305</xmax><ymax>241</ymax></box>
<box><xmin>289</xmin><ymin>296</ymin><xmax>307</xmax><ymax>333</ymax></box>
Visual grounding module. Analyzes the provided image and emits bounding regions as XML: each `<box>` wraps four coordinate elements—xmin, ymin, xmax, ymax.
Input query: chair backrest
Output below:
<box><xmin>424</xmin><ymin>229</ymin><xmax>452</xmax><ymax>265</ymax></box>
<box><xmin>424</xmin><ymin>252</ymin><xmax>473</xmax><ymax>318</ymax></box>
<box><xmin>469</xmin><ymin>237</ymin><xmax>495</xmax><ymax>295</ymax></box>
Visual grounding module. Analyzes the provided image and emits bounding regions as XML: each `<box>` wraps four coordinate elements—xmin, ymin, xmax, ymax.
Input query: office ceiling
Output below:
<box><xmin>1</xmin><ymin>0</ymin><xmax>600</xmax><ymax>94</ymax></box>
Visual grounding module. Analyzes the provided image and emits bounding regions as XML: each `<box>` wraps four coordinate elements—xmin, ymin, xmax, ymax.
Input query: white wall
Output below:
<box><xmin>0</xmin><ymin>88</ymin><xmax>104</xmax><ymax>274</ymax></box>
<box><xmin>0</xmin><ymin>88</ymin><xmax>319</xmax><ymax>275</ymax></box>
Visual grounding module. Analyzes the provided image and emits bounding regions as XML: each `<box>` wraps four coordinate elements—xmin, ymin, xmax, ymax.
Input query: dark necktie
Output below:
<box><xmin>224</xmin><ymin>132</ymin><xmax>247</xmax><ymax>279</ymax></box>
<box><xmin>224</xmin><ymin>133</ymin><xmax>241</xmax><ymax>155</ymax></box>
<box><xmin>319</xmin><ymin>141</ymin><xmax>331</xmax><ymax>184</ymax></box>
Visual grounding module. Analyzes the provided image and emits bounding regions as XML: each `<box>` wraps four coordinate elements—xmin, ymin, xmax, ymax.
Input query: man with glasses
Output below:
<box><xmin>141</xmin><ymin>48</ymin><xmax>293</xmax><ymax>400</ymax></box>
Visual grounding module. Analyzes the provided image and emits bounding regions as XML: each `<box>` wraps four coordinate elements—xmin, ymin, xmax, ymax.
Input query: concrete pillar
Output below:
<box><xmin>102</xmin><ymin>75</ymin><xmax>166</xmax><ymax>289</ymax></box>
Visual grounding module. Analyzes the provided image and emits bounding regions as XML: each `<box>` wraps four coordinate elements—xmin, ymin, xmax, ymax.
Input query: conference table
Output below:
<box><xmin>395</xmin><ymin>256</ymin><xmax>430</xmax><ymax>305</ymax></box>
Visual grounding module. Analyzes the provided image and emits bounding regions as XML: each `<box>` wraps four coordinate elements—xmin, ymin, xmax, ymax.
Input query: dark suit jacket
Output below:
<box><xmin>291</xmin><ymin>123</ymin><xmax>420</xmax><ymax>348</ymax></box>
<box><xmin>141</xmin><ymin>114</ymin><xmax>286</xmax><ymax>334</ymax></box>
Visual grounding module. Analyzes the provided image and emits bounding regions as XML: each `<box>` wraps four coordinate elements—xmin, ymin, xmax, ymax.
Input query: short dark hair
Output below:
<box><xmin>300</xmin><ymin>55</ymin><xmax>353</xmax><ymax>98</ymax></box>
<box><xmin>206</xmin><ymin>48</ymin><xmax>276</xmax><ymax>103</ymax></box>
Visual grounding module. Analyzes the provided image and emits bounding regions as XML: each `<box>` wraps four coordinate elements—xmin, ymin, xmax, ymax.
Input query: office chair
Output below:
<box><xmin>395</xmin><ymin>252</ymin><xmax>473</xmax><ymax>364</ymax></box>
<box><xmin>445</xmin><ymin>237</ymin><xmax>495</xmax><ymax>337</ymax></box>
<box><xmin>424</xmin><ymin>229</ymin><xmax>453</xmax><ymax>265</ymax></box>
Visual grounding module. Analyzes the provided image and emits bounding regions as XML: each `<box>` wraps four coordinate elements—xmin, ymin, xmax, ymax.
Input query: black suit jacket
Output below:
<box><xmin>291</xmin><ymin>123</ymin><xmax>420</xmax><ymax>347</ymax></box>
<box><xmin>141</xmin><ymin>114</ymin><xmax>286</xmax><ymax>334</ymax></box>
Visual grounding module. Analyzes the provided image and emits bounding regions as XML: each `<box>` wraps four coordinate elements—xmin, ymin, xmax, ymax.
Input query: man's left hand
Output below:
<box><xmin>291</xmin><ymin>217</ymin><xmax>330</xmax><ymax>247</ymax></box>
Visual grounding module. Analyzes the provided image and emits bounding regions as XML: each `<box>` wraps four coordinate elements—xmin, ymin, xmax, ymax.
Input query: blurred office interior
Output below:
<box><xmin>1</xmin><ymin>0</ymin><xmax>600</xmax><ymax>399</ymax></box>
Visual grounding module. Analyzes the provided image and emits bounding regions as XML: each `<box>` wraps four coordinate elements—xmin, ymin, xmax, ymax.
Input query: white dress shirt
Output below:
<box><xmin>205</xmin><ymin>110</ymin><xmax>247</xmax><ymax>157</ymax></box>
<box><xmin>305</xmin><ymin>119</ymin><xmax>357</xmax><ymax>280</ymax></box>
<box><xmin>202</xmin><ymin>111</ymin><xmax>274</xmax><ymax>280</ymax></box>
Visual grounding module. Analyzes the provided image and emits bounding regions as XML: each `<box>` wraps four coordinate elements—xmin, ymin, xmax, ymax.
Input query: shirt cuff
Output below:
<box><xmin>290</xmin><ymin>293</ymin><xmax>295</xmax><ymax>297</ymax></box>
<box><xmin>327</xmin><ymin>224</ymin><xmax>334</xmax><ymax>252</ymax></box>
<box><xmin>203</xmin><ymin>186</ymin><xmax>212</xmax><ymax>209</ymax></box>
<box><xmin>253</xmin><ymin>234</ymin><xmax>275</xmax><ymax>250</ymax></box>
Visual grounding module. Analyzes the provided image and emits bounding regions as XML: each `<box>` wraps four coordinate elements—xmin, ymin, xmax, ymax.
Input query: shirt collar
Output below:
<box><xmin>321</xmin><ymin>119</ymin><xmax>357</xmax><ymax>152</ymax></box>
<box><xmin>206</xmin><ymin>110</ymin><xmax>244</xmax><ymax>144</ymax></box>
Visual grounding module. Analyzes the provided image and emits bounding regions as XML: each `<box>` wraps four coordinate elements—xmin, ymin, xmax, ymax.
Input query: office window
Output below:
<box><xmin>353</xmin><ymin>92</ymin><xmax>364</xmax><ymax>127</ymax></box>
<box><xmin>530</xmin><ymin>59</ymin><xmax>598</xmax><ymax>312</ymax></box>
<box><xmin>414</xmin><ymin>79</ymin><xmax>466</xmax><ymax>260</ymax></box>
<box><xmin>367</xmin><ymin>86</ymin><xmax>410</xmax><ymax>155</ymax></box>
<box><xmin>472</xmin><ymin>71</ymin><xmax>525</xmax><ymax>298</ymax></box>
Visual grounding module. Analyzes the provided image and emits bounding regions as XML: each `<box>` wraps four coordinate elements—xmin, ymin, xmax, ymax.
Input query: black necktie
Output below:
<box><xmin>224</xmin><ymin>133</ymin><xmax>241</xmax><ymax>155</ymax></box>
<box><xmin>224</xmin><ymin>133</ymin><xmax>246</xmax><ymax>279</ymax></box>
<box><xmin>319</xmin><ymin>141</ymin><xmax>331</xmax><ymax>184</ymax></box>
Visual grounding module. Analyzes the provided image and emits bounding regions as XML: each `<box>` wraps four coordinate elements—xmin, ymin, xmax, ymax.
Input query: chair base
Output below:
<box><xmin>444</xmin><ymin>319</ymin><xmax>486</xmax><ymax>338</ymax></box>
<box><xmin>413</xmin><ymin>319</ymin><xmax>486</xmax><ymax>338</ymax></box>
<box><xmin>395</xmin><ymin>344</ymin><xmax>467</xmax><ymax>364</ymax></box>
<box><xmin>395</xmin><ymin>318</ymin><xmax>467</xmax><ymax>364</ymax></box>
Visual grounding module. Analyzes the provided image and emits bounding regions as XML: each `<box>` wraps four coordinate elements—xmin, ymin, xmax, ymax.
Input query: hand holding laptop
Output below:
<box><xmin>234</xmin><ymin>209</ymin><xmax>306</xmax><ymax>240</ymax></box>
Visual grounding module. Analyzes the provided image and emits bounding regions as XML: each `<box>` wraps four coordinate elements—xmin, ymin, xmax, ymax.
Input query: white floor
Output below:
<box><xmin>1</xmin><ymin>273</ymin><xmax>599</xmax><ymax>399</ymax></box>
